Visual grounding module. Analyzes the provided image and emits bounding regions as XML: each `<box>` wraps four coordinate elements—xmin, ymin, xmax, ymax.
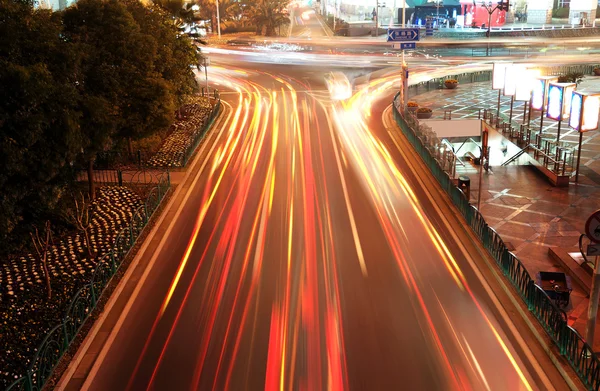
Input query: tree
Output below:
<box><xmin>30</xmin><ymin>221</ymin><xmax>53</xmax><ymax>300</ymax></box>
<box><xmin>0</xmin><ymin>0</ymin><xmax>84</xmax><ymax>250</ymax></box>
<box><xmin>64</xmin><ymin>192</ymin><xmax>94</xmax><ymax>259</ymax></box>
<box><xmin>124</xmin><ymin>0</ymin><xmax>197</xmax><ymax>116</ymax></box>
<box><xmin>247</xmin><ymin>0</ymin><xmax>290</xmax><ymax>36</ymax></box>
<box><xmin>63</xmin><ymin>0</ymin><xmax>197</xmax><ymax>166</ymax></box>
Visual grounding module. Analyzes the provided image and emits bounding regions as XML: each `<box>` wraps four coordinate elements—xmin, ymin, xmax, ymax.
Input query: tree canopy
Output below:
<box><xmin>0</xmin><ymin>0</ymin><xmax>198</xmax><ymax>253</ymax></box>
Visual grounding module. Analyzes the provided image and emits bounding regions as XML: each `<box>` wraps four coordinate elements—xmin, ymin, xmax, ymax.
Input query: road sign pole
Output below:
<box><xmin>402</xmin><ymin>0</ymin><xmax>406</xmax><ymax>66</ymax></box>
<box><xmin>587</xmin><ymin>256</ymin><xmax>600</xmax><ymax>348</ymax></box>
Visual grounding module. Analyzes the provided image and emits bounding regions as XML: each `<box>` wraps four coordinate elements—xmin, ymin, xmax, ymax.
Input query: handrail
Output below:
<box><xmin>501</xmin><ymin>144</ymin><xmax>535</xmax><ymax>166</ymax></box>
<box><xmin>392</xmin><ymin>82</ymin><xmax>600</xmax><ymax>390</ymax></box>
<box><xmin>6</xmin><ymin>172</ymin><xmax>171</xmax><ymax>391</ymax></box>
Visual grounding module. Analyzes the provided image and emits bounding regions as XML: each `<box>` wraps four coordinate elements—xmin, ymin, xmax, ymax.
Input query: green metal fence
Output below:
<box><xmin>6</xmin><ymin>171</ymin><xmax>171</xmax><ymax>391</ymax></box>
<box><xmin>392</xmin><ymin>88</ymin><xmax>600</xmax><ymax>390</ymax></box>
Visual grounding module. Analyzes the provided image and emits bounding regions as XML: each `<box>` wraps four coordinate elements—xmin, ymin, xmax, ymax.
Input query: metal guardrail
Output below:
<box><xmin>5</xmin><ymin>171</ymin><xmax>171</xmax><ymax>391</ymax></box>
<box><xmin>393</xmin><ymin>88</ymin><xmax>600</xmax><ymax>390</ymax></box>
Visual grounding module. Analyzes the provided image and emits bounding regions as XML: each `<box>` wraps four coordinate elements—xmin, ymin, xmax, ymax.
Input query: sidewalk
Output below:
<box><xmin>407</xmin><ymin>76</ymin><xmax>600</xmax><ymax>350</ymax></box>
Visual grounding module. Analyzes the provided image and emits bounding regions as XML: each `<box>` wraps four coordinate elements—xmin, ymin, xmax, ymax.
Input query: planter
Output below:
<box><xmin>594</xmin><ymin>69</ymin><xmax>600</xmax><ymax>76</ymax></box>
<box><xmin>407</xmin><ymin>106</ymin><xmax>418</xmax><ymax>112</ymax></box>
<box><xmin>444</xmin><ymin>82</ymin><xmax>458</xmax><ymax>89</ymax></box>
<box><xmin>417</xmin><ymin>112</ymin><xmax>433</xmax><ymax>119</ymax></box>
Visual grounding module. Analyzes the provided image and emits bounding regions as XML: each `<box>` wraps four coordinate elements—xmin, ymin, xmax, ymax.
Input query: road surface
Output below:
<box><xmin>63</xmin><ymin>56</ymin><xmax>580</xmax><ymax>390</ymax></box>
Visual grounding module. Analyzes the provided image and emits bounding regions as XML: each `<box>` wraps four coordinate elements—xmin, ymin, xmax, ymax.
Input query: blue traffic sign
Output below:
<box><xmin>400</xmin><ymin>42</ymin><xmax>416</xmax><ymax>50</ymax></box>
<box><xmin>387</xmin><ymin>28</ymin><xmax>420</xmax><ymax>42</ymax></box>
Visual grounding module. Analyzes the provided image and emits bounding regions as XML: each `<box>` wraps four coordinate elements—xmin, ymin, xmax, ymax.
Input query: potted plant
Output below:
<box><xmin>444</xmin><ymin>79</ymin><xmax>459</xmax><ymax>89</ymax></box>
<box><xmin>594</xmin><ymin>67</ymin><xmax>600</xmax><ymax>76</ymax></box>
<box><xmin>407</xmin><ymin>101</ymin><xmax>419</xmax><ymax>112</ymax></box>
<box><xmin>416</xmin><ymin>107</ymin><xmax>433</xmax><ymax>119</ymax></box>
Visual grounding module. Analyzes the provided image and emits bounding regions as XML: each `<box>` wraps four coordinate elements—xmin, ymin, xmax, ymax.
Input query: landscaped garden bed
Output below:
<box><xmin>146</xmin><ymin>96</ymin><xmax>217</xmax><ymax>168</ymax></box>
<box><xmin>0</xmin><ymin>186</ymin><xmax>144</xmax><ymax>389</ymax></box>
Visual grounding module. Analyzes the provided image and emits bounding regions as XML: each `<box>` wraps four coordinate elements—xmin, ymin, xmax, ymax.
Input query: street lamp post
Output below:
<box><xmin>476</xmin><ymin>0</ymin><xmax>510</xmax><ymax>55</ymax></box>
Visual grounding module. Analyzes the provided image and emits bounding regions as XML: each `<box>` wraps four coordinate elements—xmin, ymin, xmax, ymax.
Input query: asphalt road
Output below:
<box><xmin>70</xmin><ymin>52</ymin><xmax>573</xmax><ymax>390</ymax></box>
<box><xmin>70</xmin><ymin>12</ymin><xmax>598</xmax><ymax>389</ymax></box>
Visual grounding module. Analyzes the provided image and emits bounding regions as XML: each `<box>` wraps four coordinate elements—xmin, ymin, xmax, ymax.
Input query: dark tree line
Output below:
<box><xmin>0</xmin><ymin>0</ymin><xmax>198</xmax><ymax>254</ymax></box>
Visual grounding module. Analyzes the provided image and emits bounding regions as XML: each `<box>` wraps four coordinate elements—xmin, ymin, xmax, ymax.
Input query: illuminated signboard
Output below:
<box><xmin>563</xmin><ymin>84</ymin><xmax>576</xmax><ymax>120</ymax></box>
<box><xmin>503</xmin><ymin>65</ymin><xmax>520</xmax><ymax>96</ymax></box>
<box><xmin>570</xmin><ymin>93</ymin><xmax>583</xmax><ymax>130</ymax></box>
<box><xmin>570</xmin><ymin>91</ymin><xmax>600</xmax><ymax>132</ymax></box>
<box><xmin>531</xmin><ymin>79</ymin><xmax>545</xmax><ymax>110</ymax></box>
<box><xmin>546</xmin><ymin>82</ymin><xmax>576</xmax><ymax>121</ymax></box>
<box><xmin>515</xmin><ymin>69</ymin><xmax>540</xmax><ymax>102</ymax></box>
<box><xmin>493</xmin><ymin>63</ymin><xmax>511</xmax><ymax>90</ymax></box>
<box><xmin>546</xmin><ymin>84</ymin><xmax>564</xmax><ymax>120</ymax></box>
<box><xmin>530</xmin><ymin>76</ymin><xmax>559</xmax><ymax>111</ymax></box>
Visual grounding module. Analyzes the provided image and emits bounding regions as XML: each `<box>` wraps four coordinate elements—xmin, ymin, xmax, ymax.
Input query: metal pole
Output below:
<box><xmin>477</xmin><ymin>120</ymin><xmax>484</xmax><ymax>210</ymax></box>
<box><xmin>205</xmin><ymin>62</ymin><xmax>209</xmax><ymax>94</ymax></box>
<box><xmin>586</xmin><ymin>255</ymin><xmax>600</xmax><ymax>347</ymax></box>
<box><xmin>556</xmin><ymin>119</ymin><xmax>562</xmax><ymax>143</ymax></box>
<box><xmin>576</xmin><ymin>131</ymin><xmax>583</xmax><ymax>182</ymax></box>
<box><xmin>375</xmin><ymin>0</ymin><xmax>379</xmax><ymax>34</ymax></box>
<box><xmin>333</xmin><ymin>0</ymin><xmax>337</xmax><ymax>31</ymax></box>
<box><xmin>509</xmin><ymin>95</ymin><xmax>514</xmax><ymax>126</ymax></box>
<box><xmin>527</xmin><ymin>98</ymin><xmax>532</xmax><ymax>126</ymax></box>
<box><xmin>540</xmin><ymin>105</ymin><xmax>544</xmax><ymax>136</ymax></box>
<box><xmin>402</xmin><ymin>0</ymin><xmax>406</xmax><ymax>66</ymax></box>
<box><xmin>497</xmin><ymin>89</ymin><xmax>501</xmax><ymax>119</ymax></box>
<box><xmin>522</xmin><ymin>101</ymin><xmax>527</xmax><ymax>124</ymax></box>
<box><xmin>216</xmin><ymin>0</ymin><xmax>221</xmax><ymax>38</ymax></box>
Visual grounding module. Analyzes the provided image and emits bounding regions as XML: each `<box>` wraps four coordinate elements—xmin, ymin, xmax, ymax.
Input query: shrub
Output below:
<box><xmin>417</xmin><ymin>107</ymin><xmax>432</xmax><ymax>113</ymax></box>
<box><xmin>558</xmin><ymin>72</ymin><xmax>584</xmax><ymax>85</ymax></box>
<box><xmin>407</xmin><ymin>101</ymin><xmax>419</xmax><ymax>107</ymax></box>
<box><xmin>445</xmin><ymin>79</ymin><xmax>458</xmax><ymax>84</ymax></box>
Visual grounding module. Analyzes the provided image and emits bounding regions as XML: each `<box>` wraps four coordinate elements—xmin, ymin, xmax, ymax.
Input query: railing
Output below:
<box><xmin>6</xmin><ymin>171</ymin><xmax>171</xmax><ymax>391</ymax></box>
<box><xmin>75</xmin><ymin>169</ymin><xmax>123</xmax><ymax>185</ymax></box>
<box><xmin>183</xmin><ymin>96</ymin><xmax>221</xmax><ymax>167</ymax></box>
<box><xmin>392</xmin><ymin>91</ymin><xmax>600</xmax><ymax>391</ymax></box>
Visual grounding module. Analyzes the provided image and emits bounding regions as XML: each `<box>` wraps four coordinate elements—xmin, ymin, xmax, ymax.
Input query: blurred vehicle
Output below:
<box><xmin>325</xmin><ymin>72</ymin><xmax>352</xmax><ymax>101</ymax></box>
<box><xmin>302</xmin><ymin>10</ymin><xmax>315</xmax><ymax>20</ymax></box>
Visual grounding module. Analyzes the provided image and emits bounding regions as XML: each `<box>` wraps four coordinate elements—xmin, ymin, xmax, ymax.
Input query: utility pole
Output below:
<box><xmin>477</xmin><ymin>1</ymin><xmax>509</xmax><ymax>56</ymax></box>
<box><xmin>375</xmin><ymin>0</ymin><xmax>379</xmax><ymax>34</ymax></box>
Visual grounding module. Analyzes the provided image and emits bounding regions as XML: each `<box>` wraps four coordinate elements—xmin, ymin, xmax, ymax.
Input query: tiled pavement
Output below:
<box><xmin>409</xmin><ymin>77</ymin><xmax>600</xmax><ymax>350</ymax></box>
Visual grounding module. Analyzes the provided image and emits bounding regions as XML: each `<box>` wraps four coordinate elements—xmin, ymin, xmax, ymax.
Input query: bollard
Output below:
<box><xmin>458</xmin><ymin>176</ymin><xmax>471</xmax><ymax>200</ymax></box>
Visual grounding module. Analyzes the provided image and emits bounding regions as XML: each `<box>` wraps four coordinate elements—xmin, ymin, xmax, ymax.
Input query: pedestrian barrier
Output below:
<box><xmin>392</xmin><ymin>89</ymin><xmax>600</xmax><ymax>390</ymax></box>
<box><xmin>6</xmin><ymin>172</ymin><xmax>171</xmax><ymax>391</ymax></box>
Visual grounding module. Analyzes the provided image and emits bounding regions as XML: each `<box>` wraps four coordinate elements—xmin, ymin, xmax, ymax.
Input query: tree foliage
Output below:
<box><xmin>240</xmin><ymin>0</ymin><xmax>291</xmax><ymax>36</ymax></box>
<box><xmin>0</xmin><ymin>0</ymin><xmax>198</xmax><ymax>252</ymax></box>
<box><xmin>0</xmin><ymin>0</ymin><xmax>84</xmax><ymax>250</ymax></box>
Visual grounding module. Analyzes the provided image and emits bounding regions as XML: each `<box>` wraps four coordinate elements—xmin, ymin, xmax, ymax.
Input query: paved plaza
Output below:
<box><xmin>408</xmin><ymin>76</ymin><xmax>600</xmax><ymax>348</ymax></box>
